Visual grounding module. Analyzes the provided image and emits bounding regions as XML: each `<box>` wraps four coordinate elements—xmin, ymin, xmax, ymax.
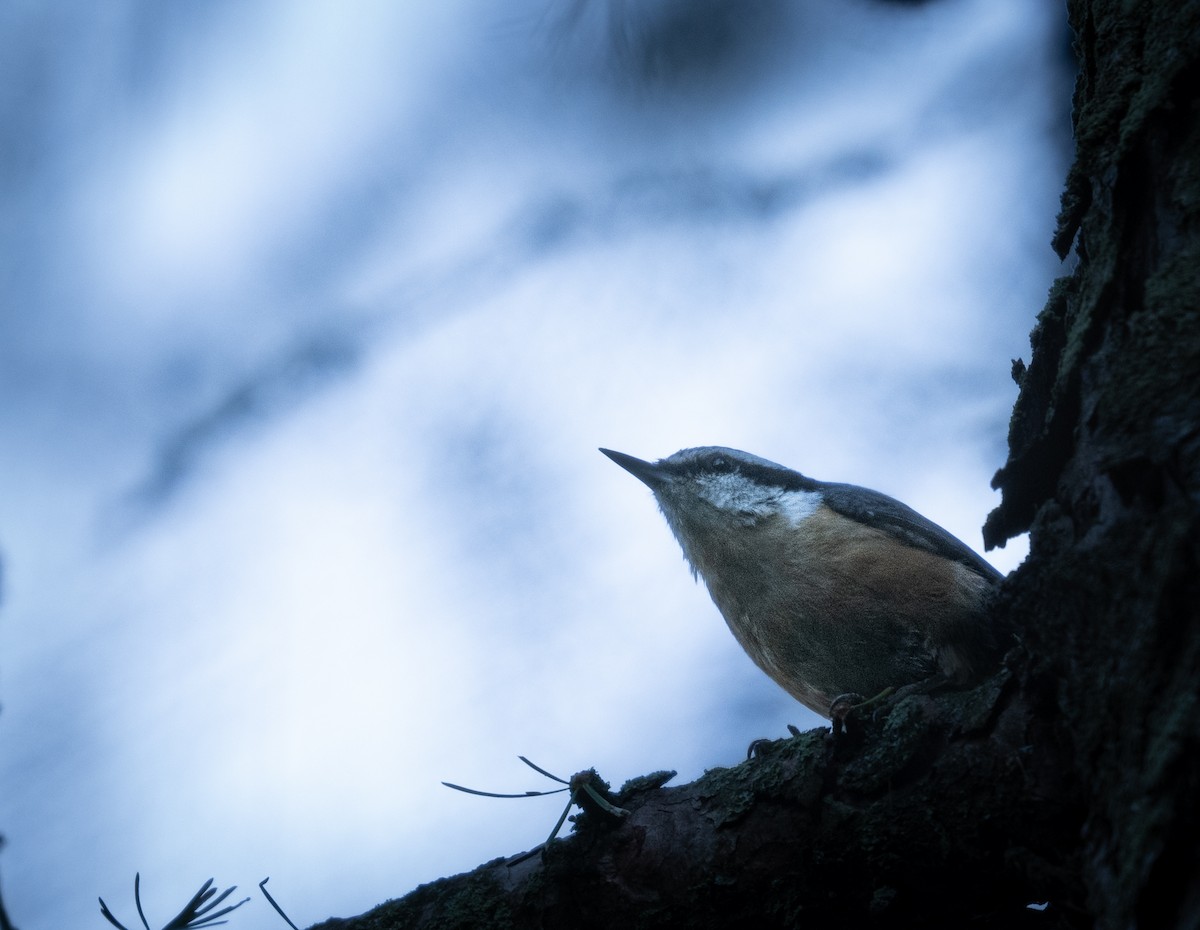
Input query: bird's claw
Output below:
<box><xmin>746</xmin><ymin>723</ymin><xmax>805</xmax><ymax>759</ymax></box>
<box><xmin>829</xmin><ymin>692</ymin><xmax>866</xmax><ymax>736</ymax></box>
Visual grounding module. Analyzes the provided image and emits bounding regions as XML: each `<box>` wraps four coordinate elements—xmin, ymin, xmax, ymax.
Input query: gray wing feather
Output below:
<box><xmin>818</xmin><ymin>482</ymin><xmax>1003</xmax><ymax>582</ymax></box>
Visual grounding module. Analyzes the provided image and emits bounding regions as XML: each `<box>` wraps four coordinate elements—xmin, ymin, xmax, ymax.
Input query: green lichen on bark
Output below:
<box><xmin>309</xmin><ymin>867</ymin><xmax>516</xmax><ymax>930</ymax></box>
<box><xmin>309</xmin><ymin>668</ymin><xmax>1081</xmax><ymax>929</ymax></box>
<box><xmin>988</xmin><ymin>0</ymin><xmax>1200</xmax><ymax>926</ymax></box>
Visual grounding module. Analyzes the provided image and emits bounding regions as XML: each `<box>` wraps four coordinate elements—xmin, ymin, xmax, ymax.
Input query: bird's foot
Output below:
<box><xmin>829</xmin><ymin>688</ymin><xmax>894</xmax><ymax>736</ymax></box>
<box><xmin>746</xmin><ymin>723</ymin><xmax>804</xmax><ymax>760</ymax></box>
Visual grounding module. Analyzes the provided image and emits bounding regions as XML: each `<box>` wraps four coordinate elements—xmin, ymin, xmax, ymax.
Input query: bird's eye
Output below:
<box><xmin>710</xmin><ymin>456</ymin><xmax>729</xmax><ymax>471</ymax></box>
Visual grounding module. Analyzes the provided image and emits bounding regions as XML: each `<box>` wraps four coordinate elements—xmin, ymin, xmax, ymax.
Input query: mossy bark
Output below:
<box><xmin>312</xmin><ymin>1</ymin><xmax>1200</xmax><ymax>926</ymax></box>
<box><xmin>311</xmin><ymin>684</ymin><xmax>1083</xmax><ymax>929</ymax></box>
<box><xmin>984</xmin><ymin>0</ymin><xmax>1200</xmax><ymax>926</ymax></box>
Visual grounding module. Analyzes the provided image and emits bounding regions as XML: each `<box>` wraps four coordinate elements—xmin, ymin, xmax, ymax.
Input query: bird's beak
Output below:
<box><xmin>599</xmin><ymin>448</ymin><xmax>667</xmax><ymax>490</ymax></box>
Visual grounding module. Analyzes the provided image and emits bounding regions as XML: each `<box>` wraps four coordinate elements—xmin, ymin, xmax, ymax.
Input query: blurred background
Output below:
<box><xmin>0</xmin><ymin>1</ymin><xmax>1070</xmax><ymax>926</ymax></box>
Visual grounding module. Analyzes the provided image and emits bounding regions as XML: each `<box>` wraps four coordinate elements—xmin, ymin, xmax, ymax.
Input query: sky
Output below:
<box><xmin>0</xmin><ymin>1</ymin><xmax>1071</xmax><ymax>927</ymax></box>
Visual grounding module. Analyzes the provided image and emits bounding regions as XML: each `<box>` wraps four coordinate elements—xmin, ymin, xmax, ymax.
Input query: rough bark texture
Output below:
<box><xmin>312</xmin><ymin>681</ymin><xmax>1083</xmax><ymax>930</ymax></box>
<box><xmin>311</xmin><ymin>1</ymin><xmax>1200</xmax><ymax>926</ymax></box>
<box><xmin>983</xmin><ymin>1</ymin><xmax>1200</xmax><ymax>927</ymax></box>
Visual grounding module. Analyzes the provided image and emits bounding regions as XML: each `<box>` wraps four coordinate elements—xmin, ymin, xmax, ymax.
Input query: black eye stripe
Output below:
<box><xmin>677</xmin><ymin>453</ymin><xmax>734</xmax><ymax>477</ymax></box>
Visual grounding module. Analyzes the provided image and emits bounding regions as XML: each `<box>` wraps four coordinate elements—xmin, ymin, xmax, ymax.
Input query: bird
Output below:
<box><xmin>600</xmin><ymin>446</ymin><xmax>1004</xmax><ymax>719</ymax></box>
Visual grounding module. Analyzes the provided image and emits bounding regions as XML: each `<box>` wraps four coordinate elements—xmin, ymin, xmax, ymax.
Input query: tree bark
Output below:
<box><xmin>312</xmin><ymin>683</ymin><xmax>1084</xmax><ymax>930</ymax></box>
<box><xmin>311</xmin><ymin>1</ymin><xmax>1200</xmax><ymax>926</ymax></box>
<box><xmin>984</xmin><ymin>0</ymin><xmax>1200</xmax><ymax>926</ymax></box>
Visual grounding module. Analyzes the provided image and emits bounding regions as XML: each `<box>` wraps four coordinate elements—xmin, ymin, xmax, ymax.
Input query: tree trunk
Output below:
<box><xmin>311</xmin><ymin>1</ymin><xmax>1200</xmax><ymax>926</ymax></box>
<box><xmin>983</xmin><ymin>0</ymin><xmax>1200</xmax><ymax>926</ymax></box>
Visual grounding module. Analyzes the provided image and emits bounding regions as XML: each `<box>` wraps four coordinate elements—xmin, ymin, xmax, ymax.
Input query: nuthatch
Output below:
<box><xmin>600</xmin><ymin>446</ymin><xmax>1004</xmax><ymax>718</ymax></box>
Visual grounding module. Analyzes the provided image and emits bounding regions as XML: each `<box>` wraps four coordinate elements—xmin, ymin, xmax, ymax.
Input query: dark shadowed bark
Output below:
<box><xmin>982</xmin><ymin>0</ymin><xmax>1200</xmax><ymax>926</ymax></box>
<box><xmin>310</xmin><ymin>1</ymin><xmax>1200</xmax><ymax>926</ymax></box>
<box><xmin>311</xmin><ymin>683</ymin><xmax>1083</xmax><ymax>930</ymax></box>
